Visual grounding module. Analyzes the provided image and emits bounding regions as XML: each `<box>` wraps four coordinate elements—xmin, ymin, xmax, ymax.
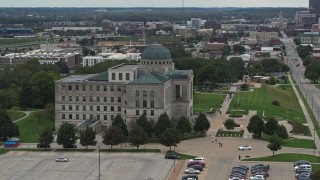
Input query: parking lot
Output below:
<box><xmin>0</xmin><ymin>151</ymin><xmax>173</xmax><ymax>180</ymax></box>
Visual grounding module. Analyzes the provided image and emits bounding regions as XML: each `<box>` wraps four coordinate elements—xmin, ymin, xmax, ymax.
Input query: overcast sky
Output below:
<box><xmin>0</xmin><ymin>0</ymin><xmax>308</xmax><ymax>8</ymax></box>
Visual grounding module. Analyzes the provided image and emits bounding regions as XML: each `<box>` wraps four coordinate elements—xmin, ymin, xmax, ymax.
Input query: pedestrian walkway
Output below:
<box><xmin>288</xmin><ymin>74</ymin><xmax>320</xmax><ymax>150</ymax></box>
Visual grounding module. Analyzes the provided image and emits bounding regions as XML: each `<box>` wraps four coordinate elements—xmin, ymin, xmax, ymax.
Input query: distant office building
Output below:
<box><xmin>299</xmin><ymin>32</ymin><xmax>320</xmax><ymax>45</ymax></box>
<box><xmin>82</xmin><ymin>53</ymin><xmax>141</xmax><ymax>67</ymax></box>
<box><xmin>55</xmin><ymin>44</ymin><xmax>194</xmax><ymax>130</ymax></box>
<box><xmin>0</xmin><ymin>28</ymin><xmax>34</xmax><ymax>37</ymax></box>
<box><xmin>310</xmin><ymin>0</ymin><xmax>320</xmax><ymax>17</ymax></box>
<box><xmin>187</xmin><ymin>18</ymin><xmax>207</xmax><ymax>29</ymax></box>
<box><xmin>249</xmin><ymin>32</ymin><xmax>279</xmax><ymax>43</ymax></box>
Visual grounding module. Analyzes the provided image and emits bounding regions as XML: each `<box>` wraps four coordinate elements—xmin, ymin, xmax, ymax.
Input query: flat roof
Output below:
<box><xmin>109</xmin><ymin>64</ymin><xmax>137</xmax><ymax>71</ymax></box>
<box><xmin>56</xmin><ymin>74</ymin><xmax>96</xmax><ymax>83</ymax></box>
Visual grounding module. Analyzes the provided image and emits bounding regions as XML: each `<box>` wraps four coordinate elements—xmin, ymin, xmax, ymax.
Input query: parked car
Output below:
<box><xmin>294</xmin><ymin>160</ymin><xmax>310</xmax><ymax>167</ymax></box>
<box><xmin>184</xmin><ymin>168</ymin><xmax>200</xmax><ymax>174</ymax></box>
<box><xmin>294</xmin><ymin>164</ymin><xmax>312</xmax><ymax>171</ymax></box>
<box><xmin>55</xmin><ymin>156</ymin><xmax>68</xmax><ymax>162</ymax></box>
<box><xmin>37</xmin><ymin>143</ymin><xmax>50</xmax><ymax>148</ymax></box>
<box><xmin>189</xmin><ymin>165</ymin><xmax>203</xmax><ymax>171</ymax></box>
<box><xmin>233</xmin><ymin>165</ymin><xmax>249</xmax><ymax>171</ymax></box>
<box><xmin>63</xmin><ymin>144</ymin><xmax>77</xmax><ymax>148</ymax></box>
<box><xmin>182</xmin><ymin>175</ymin><xmax>198</xmax><ymax>180</ymax></box>
<box><xmin>238</xmin><ymin>145</ymin><xmax>252</xmax><ymax>150</ymax></box>
<box><xmin>251</xmin><ymin>164</ymin><xmax>270</xmax><ymax>170</ymax></box>
<box><xmin>187</xmin><ymin>160</ymin><xmax>206</xmax><ymax>167</ymax></box>
<box><xmin>165</xmin><ymin>151</ymin><xmax>180</xmax><ymax>159</ymax></box>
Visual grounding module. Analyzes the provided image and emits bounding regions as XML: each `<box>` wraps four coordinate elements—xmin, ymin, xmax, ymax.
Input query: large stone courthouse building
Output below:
<box><xmin>55</xmin><ymin>44</ymin><xmax>194</xmax><ymax>130</ymax></box>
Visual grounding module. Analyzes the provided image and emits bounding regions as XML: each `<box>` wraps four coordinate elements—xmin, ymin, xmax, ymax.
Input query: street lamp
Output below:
<box><xmin>98</xmin><ymin>146</ymin><xmax>100</xmax><ymax>180</ymax></box>
<box><xmin>313</xmin><ymin>129</ymin><xmax>316</xmax><ymax>156</ymax></box>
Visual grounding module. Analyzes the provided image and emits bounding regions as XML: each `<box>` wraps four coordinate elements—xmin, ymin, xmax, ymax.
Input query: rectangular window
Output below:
<box><xmin>118</xmin><ymin>106</ymin><xmax>121</xmax><ymax>112</ymax></box>
<box><xmin>112</xmin><ymin>73</ymin><xmax>116</xmax><ymax>80</ymax></box>
<box><xmin>97</xmin><ymin>106</ymin><xmax>100</xmax><ymax>111</ymax></box>
<box><xmin>61</xmin><ymin>85</ymin><xmax>65</xmax><ymax>90</ymax></box>
<box><xmin>83</xmin><ymin>105</ymin><xmax>86</xmax><ymax>111</ymax></box>
<box><xmin>136</xmin><ymin>90</ymin><xmax>139</xmax><ymax>97</ymax></box>
<box><xmin>62</xmin><ymin>114</ymin><xmax>65</xmax><ymax>119</ymax></box>
<box><xmin>151</xmin><ymin>110</ymin><xmax>154</xmax><ymax>116</ymax></box>
<box><xmin>69</xmin><ymin>105</ymin><xmax>72</xmax><ymax>111</ymax></box>
<box><xmin>150</xmin><ymin>100</ymin><xmax>154</xmax><ymax>108</ymax></box>
<box><xmin>62</xmin><ymin>105</ymin><xmax>65</xmax><ymax>110</ymax></box>
<box><xmin>136</xmin><ymin>100</ymin><xmax>140</xmax><ymax>108</ymax></box>
<box><xmin>111</xmin><ymin>97</ymin><xmax>114</xmax><ymax>102</ymax></box>
<box><xmin>118</xmin><ymin>97</ymin><xmax>121</xmax><ymax>102</ymax></box>
<box><xmin>90</xmin><ymin>106</ymin><xmax>93</xmax><ymax>111</ymax></box>
<box><xmin>96</xmin><ymin>86</ymin><xmax>100</xmax><ymax>91</ymax></box>
<box><xmin>82</xmin><ymin>85</ymin><xmax>86</xmax><ymax>91</ymax></box>
<box><xmin>119</xmin><ymin>73</ymin><xmax>123</xmax><ymax>80</ymax></box>
<box><xmin>111</xmin><ymin>86</ymin><xmax>114</xmax><ymax>91</ymax></box>
<box><xmin>97</xmin><ymin>97</ymin><xmax>100</xmax><ymax>102</ymax></box>
<box><xmin>68</xmin><ymin>96</ymin><xmax>72</xmax><ymax>101</ymax></box>
<box><xmin>76</xmin><ymin>96</ymin><xmax>79</xmax><ymax>102</ymax></box>
<box><xmin>90</xmin><ymin>114</ymin><xmax>93</xmax><ymax>119</ymax></box>
<box><xmin>76</xmin><ymin>114</ymin><xmax>79</xmax><ymax>119</ymax></box>
<box><xmin>75</xmin><ymin>85</ymin><xmax>79</xmax><ymax>91</ymax></box>
<box><xmin>143</xmin><ymin>100</ymin><xmax>147</xmax><ymax>108</ymax></box>
<box><xmin>111</xmin><ymin>115</ymin><xmax>114</xmax><ymax>120</ymax></box>
<box><xmin>69</xmin><ymin>114</ymin><xmax>72</xmax><ymax>119</ymax></box>
<box><xmin>118</xmin><ymin>86</ymin><xmax>121</xmax><ymax>91</ymax></box>
<box><xmin>62</xmin><ymin>96</ymin><xmax>65</xmax><ymax>101</ymax></box>
<box><xmin>104</xmin><ymin>106</ymin><xmax>107</xmax><ymax>111</ymax></box>
<box><xmin>104</xmin><ymin>115</ymin><xmax>107</xmax><ymax>120</ymax></box>
<box><xmin>103</xmin><ymin>86</ymin><xmax>107</xmax><ymax>91</ymax></box>
<box><xmin>68</xmin><ymin>85</ymin><xmax>72</xmax><ymax>91</ymax></box>
<box><xmin>76</xmin><ymin>105</ymin><xmax>79</xmax><ymax>111</ymax></box>
<box><xmin>104</xmin><ymin>97</ymin><xmax>107</xmax><ymax>102</ymax></box>
<box><xmin>136</xmin><ymin>110</ymin><xmax>139</xmax><ymax>115</ymax></box>
<box><xmin>143</xmin><ymin>110</ymin><xmax>147</xmax><ymax>115</ymax></box>
<box><xmin>111</xmin><ymin>106</ymin><xmax>114</xmax><ymax>111</ymax></box>
<box><xmin>83</xmin><ymin>114</ymin><xmax>86</xmax><ymax>120</ymax></box>
<box><xmin>143</xmin><ymin>91</ymin><xmax>147</xmax><ymax>97</ymax></box>
<box><xmin>97</xmin><ymin>115</ymin><xmax>100</xmax><ymax>120</ymax></box>
<box><xmin>90</xmin><ymin>96</ymin><xmax>93</xmax><ymax>102</ymax></box>
<box><xmin>90</xmin><ymin>86</ymin><xmax>93</xmax><ymax>91</ymax></box>
<box><xmin>126</xmin><ymin>73</ymin><xmax>130</xmax><ymax>80</ymax></box>
<box><xmin>83</xmin><ymin>96</ymin><xmax>86</xmax><ymax>102</ymax></box>
<box><xmin>150</xmin><ymin>90</ymin><xmax>154</xmax><ymax>97</ymax></box>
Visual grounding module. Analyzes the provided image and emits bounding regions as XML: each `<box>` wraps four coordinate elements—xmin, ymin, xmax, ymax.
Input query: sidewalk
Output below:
<box><xmin>288</xmin><ymin>74</ymin><xmax>320</xmax><ymax>150</ymax></box>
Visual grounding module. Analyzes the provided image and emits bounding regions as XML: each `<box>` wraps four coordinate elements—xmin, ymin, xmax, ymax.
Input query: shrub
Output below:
<box><xmin>276</xmin><ymin>125</ymin><xmax>289</xmax><ymax>139</ymax></box>
<box><xmin>272</xmin><ymin>100</ymin><xmax>280</xmax><ymax>106</ymax></box>
<box><xmin>240</xmin><ymin>84</ymin><xmax>249</xmax><ymax>91</ymax></box>
<box><xmin>223</xmin><ymin>118</ymin><xmax>240</xmax><ymax>130</ymax></box>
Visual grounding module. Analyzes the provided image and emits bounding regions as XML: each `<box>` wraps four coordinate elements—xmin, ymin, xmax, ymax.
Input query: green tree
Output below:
<box><xmin>31</xmin><ymin>71</ymin><xmax>56</xmax><ymax>107</ymax></box>
<box><xmin>0</xmin><ymin>109</ymin><xmax>19</xmax><ymax>141</ymax></box>
<box><xmin>229</xmin><ymin>57</ymin><xmax>246</xmax><ymax>80</ymax></box>
<box><xmin>55</xmin><ymin>61</ymin><xmax>69</xmax><ymax>74</ymax></box>
<box><xmin>194</xmin><ymin>113</ymin><xmax>210</xmax><ymax>136</ymax></box>
<box><xmin>276</xmin><ymin>124</ymin><xmax>289</xmax><ymax>139</ymax></box>
<box><xmin>128</xmin><ymin>125</ymin><xmax>148</xmax><ymax>149</ymax></box>
<box><xmin>80</xmin><ymin>127</ymin><xmax>97</xmax><ymax>149</ymax></box>
<box><xmin>305</xmin><ymin>62</ymin><xmax>320</xmax><ymax>83</ymax></box>
<box><xmin>112</xmin><ymin>114</ymin><xmax>128</xmax><ymax>136</ymax></box>
<box><xmin>268</xmin><ymin>77</ymin><xmax>277</xmax><ymax>85</ymax></box>
<box><xmin>222</xmin><ymin>45</ymin><xmax>231</xmax><ymax>57</ymax></box>
<box><xmin>247</xmin><ymin>115</ymin><xmax>264</xmax><ymax>138</ymax></box>
<box><xmin>233</xmin><ymin>44</ymin><xmax>245</xmax><ymax>54</ymax></box>
<box><xmin>263</xmin><ymin>117</ymin><xmax>278</xmax><ymax>136</ymax></box>
<box><xmin>176</xmin><ymin>116</ymin><xmax>192</xmax><ymax>135</ymax></box>
<box><xmin>38</xmin><ymin>128</ymin><xmax>53</xmax><ymax>148</ymax></box>
<box><xmin>293</xmin><ymin>38</ymin><xmax>301</xmax><ymax>45</ymax></box>
<box><xmin>160</xmin><ymin>128</ymin><xmax>181</xmax><ymax>150</ymax></box>
<box><xmin>154</xmin><ymin>113</ymin><xmax>172</xmax><ymax>136</ymax></box>
<box><xmin>303</xmin><ymin>55</ymin><xmax>314</xmax><ymax>67</ymax></box>
<box><xmin>44</xmin><ymin>103</ymin><xmax>55</xmax><ymax>120</ymax></box>
<box><xmin>102</xmin><ymin>126</ymin><xmax>123</xmax><ymax>150</ymax></box>
<box><xmin>136</xmin><ymin>114</ymin><xmax>153</xmax><ymax>136</ymax></box>
<box><xmin>19</xmin><ymin>81</ymin><xmax>33</xmax><ymax>109</ymax></box>
<box><xmin>224</xmin><ymin>118</ymin><xmax>238</xmax><ymax>130</ymax></box>
<box><xmin>56</xmin><ymin>123</ymin><xmax>77</xmax><ymax>147</ymax></box>
<box><xmin>0</xmin><ymin>90</ymin><xmax>15</xmax><ymax>109</ymax></box>
<box><xmin>267</xmin><ymin>135</ymin><xmax>283</xmax><ymax>156</ymax></box>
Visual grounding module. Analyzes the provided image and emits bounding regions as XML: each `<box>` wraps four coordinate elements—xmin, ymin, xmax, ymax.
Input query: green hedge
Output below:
<box><xmin>216</xmin><ymin>130</ymin><xmax>244</xmax><ymax>137</ymax></box>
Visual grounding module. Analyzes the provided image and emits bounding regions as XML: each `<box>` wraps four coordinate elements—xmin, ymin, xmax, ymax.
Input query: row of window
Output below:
<box><xmin>135</xmin><ymin>90</ymin><xmax>154</xmax><ymax>97</ymax></box>
<box><xmin>141</xmin><ymin>60</ymin><xmax>171</xmax><ymax>65</ymax></box>
<box><xmin>62</xmin><ymin>114</ymin><xmax>115</xmax><ymax>121</ymax></box>
<box><xmin>111</xmin><ymin>72</ymin><xmax>131</xmax><ymax>81</ymax></box>
<box><xmin>136</xmin><ymin>110</ymin><xmax>154</xmax><ymax>116</ymax></box>
<box><xmin>62</xmin><ymin>84</ymin><xmax>122</xmax><ymax>92</ymax></box>
<box><xmin>62</xmin><ymin>96</ymin><xmax>121</xmax><ymax>103</ymax></box>
<box><xmin>136</xmin><ymin>100</ymin><xmax>154</xmax><ymax>108</ymax></box>
<box><xmin>62</xmin><ymin>105</ymin><xmax>121</xmax><ymax>112</ymax></box>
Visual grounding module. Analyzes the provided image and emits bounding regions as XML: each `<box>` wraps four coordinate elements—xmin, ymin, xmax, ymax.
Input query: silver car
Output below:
<box><xmin>184</xmin><ymin>168</ymin><xmax>200</xmax><ymax>174</ymax></box>
<box><xmin>55</xmin><ymin>156</ymin><xmax>69</xmax><ymax>162</ymax></box>
<box><xmin>238</xmin><ymin>145</ymin><xmax>252</xmax><ymax>150</ymax></box>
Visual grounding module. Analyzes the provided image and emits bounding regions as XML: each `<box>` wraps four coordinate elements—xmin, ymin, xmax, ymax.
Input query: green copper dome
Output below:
<box><xmin>141</xmin><ymin>44</ymin><xmax>172</xmax><ymax>60</ymax></box>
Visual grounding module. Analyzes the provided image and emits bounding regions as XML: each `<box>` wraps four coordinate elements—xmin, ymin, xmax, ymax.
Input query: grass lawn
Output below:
<box><xmin>287</xmin><ymin>121</ymin><xmax>311</xmax><ymax>136</ymax></box>
<box><xmin>7</xmin><ymin>110</ymin><xmax>26</xmax><ymax>121</ymax></box>
<box><xmin>193</xmin><ymin>92</ymin><xmax>225</xmax><ymax>113</ymax></box>
<box><xmin>15</xmin><ymin>111</ymin><xmax>54</xmax><ymax>143</ymax></box>
<box><xmin>261</xmin><ymin>134</ymin><xmax>315</xmax><ymax>149</ymax></box>
<box><xmin>229</xmin><ymin>84</ymin><xmax>306</xmax><ymax>124</ymax></box>
<box><xmin>244</xmin><ymin>153</ymin><xmax>320</xmax><ymax>163</ymax></box>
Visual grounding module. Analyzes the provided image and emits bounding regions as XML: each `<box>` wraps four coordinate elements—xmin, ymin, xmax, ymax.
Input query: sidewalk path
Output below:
<box><xmin>13</xmin><ymin>111</ymin><xmax>34</xmax><ymax>123</ymax></box>
<box><xmin>288</xmin><ymin>74</ymin><xmax>320</xmax><ymax>150</ymax></box>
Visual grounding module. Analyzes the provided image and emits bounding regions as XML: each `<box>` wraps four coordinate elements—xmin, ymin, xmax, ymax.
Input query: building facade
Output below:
<box><xmin>55</xmin><ymin>44</ymin><xmax>194</xmax><ymax>130</ymax></box>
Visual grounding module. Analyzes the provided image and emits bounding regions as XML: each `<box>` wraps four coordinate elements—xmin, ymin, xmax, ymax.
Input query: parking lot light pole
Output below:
<box><xmin>313</xmin><ymin>129</ymin><xmax>316</xmax><ymax>156</ymax></box>
<box><xmin>98</xmin><ymin>146</ymin><xmax>100</xmax><ymax>180</ymax></box>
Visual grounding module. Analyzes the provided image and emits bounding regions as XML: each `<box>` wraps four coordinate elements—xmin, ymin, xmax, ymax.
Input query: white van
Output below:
<box><xmin>189</xmin><ymin>157</ymin><xmax>205</xmax><ymax>162</ymax></box>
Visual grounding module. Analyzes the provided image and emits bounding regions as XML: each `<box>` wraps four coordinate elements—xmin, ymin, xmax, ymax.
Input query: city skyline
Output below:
<box><xmin>0</xmin><ymin>0</ymin><xmax>308</xmax><ymax>8</ymax></box>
